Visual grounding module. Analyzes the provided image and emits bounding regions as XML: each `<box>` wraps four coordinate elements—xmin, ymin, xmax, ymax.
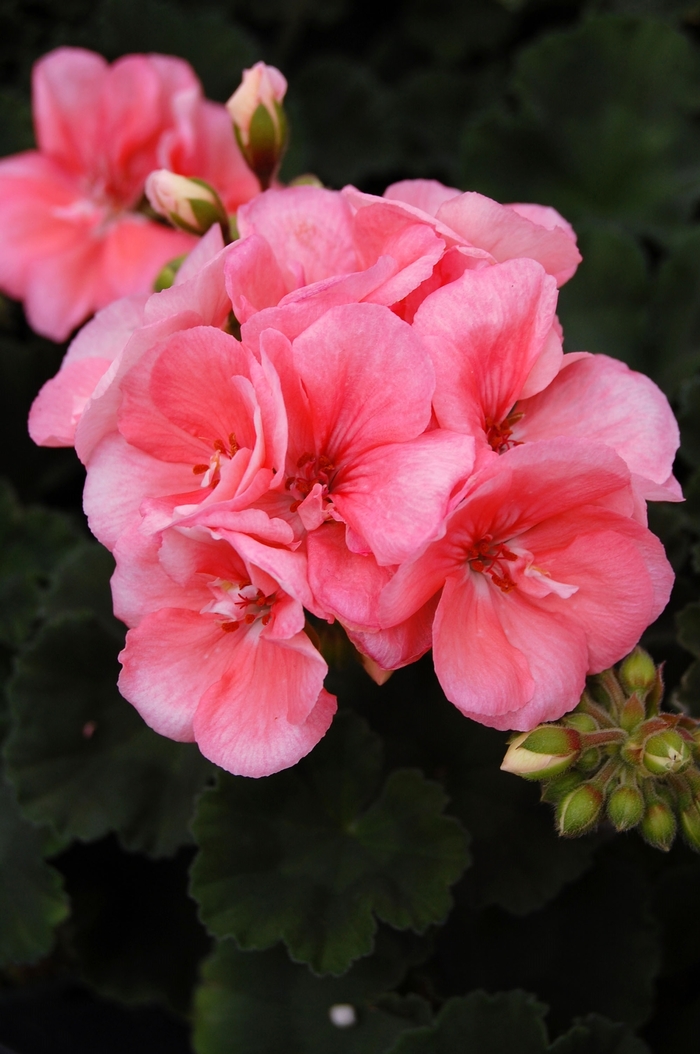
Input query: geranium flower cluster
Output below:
<box><xmin>20</xmin><ymin>57</ymin><xmax>679</xmax><ymax>778</ymax></box>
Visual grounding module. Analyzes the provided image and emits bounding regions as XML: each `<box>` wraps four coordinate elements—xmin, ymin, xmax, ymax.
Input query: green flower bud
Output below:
<box><xmin>606</xmin><ymin>784</ymin><xmax>644</xmax><ymax>831</ymax></box>
<box><xmin>680</xmin><ymin>798</ymin><xmax>700</xmax><ymax>852</ymax></box>
<box><xmin>619</xmin><ymin>692</ymin><xmax>646</xmax><ymax>733</ymax></box>
<box><xmin>563</xmin><ymin>712</ymin><xmax>599</xmax><ymax>733</ymax></box>
<box><xmin>501</xmin><ymin>726</ymin><xmax>581</xmax><ymax>780</ymax></box>
<box><xmin>641</xmin><ymin>800</ymin><xmax>677</xmax><ymax>851</ymax></box>
<box><xmin>642</xmin><ymin>730</ymin><xmax>692</xmax><ymax>776</ymax></box>
<box><xmin>153</xmin><ymin>253</ymin><xmax>186</xmax><ymax>292</ymax></box>
<box><xmin>556</xmin><ymin>784</ymin><xmax>603</xmax><ymax>837</ymax></box>
<box><xmin>540</xmin><ymin>770</ymin><xmax>584</xmax><ymax>804</ymax></box>
<box><xmin>619</xmin><ymin>647</ymin><xmax>657</xmax><ymax>695</ymax></box>
<box><xmin>578</xmin><ymin>747</ymin><xmax>602</xmax><ymax>774</ymax></box>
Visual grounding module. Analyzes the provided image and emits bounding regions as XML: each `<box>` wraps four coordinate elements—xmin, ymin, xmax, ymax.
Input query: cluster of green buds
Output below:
<box><xmin>501</xmin><ymin>648</ymin><xmax>700</xmax><ymax>852</ymax></box>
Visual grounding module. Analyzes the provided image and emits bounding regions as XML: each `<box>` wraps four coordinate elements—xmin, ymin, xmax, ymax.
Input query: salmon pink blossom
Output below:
<box><xmin>378</xmin><ymin>440</ymin><xmax>674</xmax><ymax>730</ymax></box>
<box><xmin>116</xmin><ymin>524</ymin><xmax>335</xmax><ymax>777</ymax></box>
<box><xmin>0</xmin><ymin>48</ymin><xmax>258</xmax><ymax>341</ymax></box>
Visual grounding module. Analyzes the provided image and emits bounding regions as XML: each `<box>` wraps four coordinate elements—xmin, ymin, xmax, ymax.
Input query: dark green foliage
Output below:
<box><xmin>0</xmin><ymin>481</ymin><xmax>81</xmax><ymax>649</ymax></box>
<box><xmin>5</xmin><ymin>611</ymin><xmax>212</xmax><ymax>855</ymax></box>
<box><xmin>193</xmin><ymin>932</ymin><xmax>431</xmax><ymax>1054</ymax></box>
<box><xmin>388</xmin><ymin>990</ymin><xmax>550</xmax><ymax>1054</ymax></box>
<box><xmin>1</xmin><ymin>0</ymin><xmax>700</xmax><ymax>1049</ymax></box>
<box><xmin>190</xmin><ymin>711</ymin><xmax>469</xmax><ymax>975</ymax></box>
<box><xmin>59</xmin><ymin>837</ymin><xmax>210</xmax><ymax>1012</ymax></box>
<box><xmin>0</xmin><ymin>771</ymin><xmax>69</xmax><ymax>966</ymax></box>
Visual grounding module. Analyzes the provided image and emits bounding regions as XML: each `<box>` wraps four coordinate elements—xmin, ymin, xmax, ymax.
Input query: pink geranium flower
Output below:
<box><xmin>0</xmin><ymin>48</ymin><xmax>258</xmax><ymax>341</ymax></box>
<box><xmin>378</xmin><ymin>440</ymin><xmax>674</xmax><ymax>730</ymax></box>
<box><xmin>116</xmin><ymin>524</ymin><xmax>335</xmax><ymax>777</ymax></box>
<box><xmin>412</xmin><ymin>258</ymin><xmax>681</xmax><ymax>505</ymax></box>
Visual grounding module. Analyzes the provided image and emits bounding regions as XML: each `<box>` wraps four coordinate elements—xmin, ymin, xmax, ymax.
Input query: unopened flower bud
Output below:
<box><xmin>680</xmin><ymin>798</ymin><xmax>700</xmax><ymax>852</ymax></box>
<box><xmin>642</xmin><ymin>729</ymin><xmax>692</xmax><ymax>776</ymax></box>
<box><xmin>563</xmin><ymin>712</ymin><xmax>599</xmax><ymax>733</ymax></box>
<box><xmin>619</xmin><ymin>647</ymin><xmax>657</xmax><ymax>696</ymax></box>
<box><xmin>227</xmin><ymin>62</ymin><xmax>288</xmax><ymax>189</ymax></box>
<box><xmin>501</xmin><ymin>726</ymin><xmax>581</xmax><ymax>781</ymax></box>
<box><xmin>146</xmin><ymin>171</ymin><xmax>228</xmax><ymax>238</ymax></box>
<box><xmin>619</xmin><ymin>692</ymin><xmax>646</xmax><ymax>733</ymax></box>
<box><xmin>606</xmin><ymin>784</ymin><xmax>644</xmax><ymax>831</ymax></box>
<box><xmin>641</xmin><ymin>800</ymin><xmax>676</xmax><ymax>851</ymax></box>
<box><xmin>556</xmin><ymin>783</ymin><xmax>603</xmax><ymax>837</ymax></box>
<box><xmin>153</xmin><ymin>253</ymin><xmax>186</xmax><ymax>292</ymax></box>
<box><xmin>540</xmin><ymin>770</ymin><xmax>584</xmax><ymax>804</ymax></box>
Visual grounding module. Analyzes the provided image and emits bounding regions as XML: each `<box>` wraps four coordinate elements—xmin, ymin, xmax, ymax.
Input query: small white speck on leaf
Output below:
<box><xmin>329</xmin><ymin>1003</ymin><xmax>356</xmax><ymax>1028</ymax></box>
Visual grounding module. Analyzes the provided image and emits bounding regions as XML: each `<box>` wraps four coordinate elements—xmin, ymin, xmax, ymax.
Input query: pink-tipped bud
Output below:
<box><xmin>226</xmin><ymin>62</ymin><xmax>288</xmax><ymax>188</ymax></box>
<box><xmin>146</xmin><ymin>170</ymin><xmax>228</xmax><ymax>238</ymax></box>
<box><xmin>501</xmin><ymin>726</ymin><xmax>581</xmax><ymax>781</ymax></box>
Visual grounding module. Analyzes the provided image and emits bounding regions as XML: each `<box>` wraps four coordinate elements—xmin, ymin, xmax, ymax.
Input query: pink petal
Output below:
<box><xmin>414</xmin><ymin>258</ymin><xmax>559</xmax><ymax>438</ymax></box>
<box><xmin>32</xmin><ymin>48</ymin><xmax>107</xmax><ymax>171</ymax></box>
<box><xmin>29</xmin><ymin>358</ymin><xmax>110</xmax><ymax>447</ymax></box>
<box><xmin>237</xmin><ymin>186</ymin><xmax>358</xmax><ymax>288</ymax></box>
<box><xmin>224</xmin><ymin>234</ymin><xmax>288</xmax><ymax>322</ymax></box>
<box><xmin>432</xmin><ymin>572</ymin><xmax>536</xmax><ymax>717</ymax></box>
<box><xmin>306</xmin><ymin>522</ymin><xmax>392</xmax><ymax>627</ymax></box>
<box><xmin>436</xmin><ymin>192</ymin><xmax>582</xmax><ymax>286</ymax></box>
<box><xmin>83</xmin><ymin>432</ymin><xmax>191</xmax><ymax>550</ymax></box>
<box><xmin>456</xmin><ymin>585</ymin><xmax>589</xmax><ymax>730</ymax></box>
<box><xmin>516</xmin><ymin>354</ymin><xmax>680</xmax><ymax>489</ymax></box>
<box><xmin>291</xmin><ymin>303</ymin><xmax>434</xmax><ymax>458</ymax></box>
<box><xmin>334</xmin><ymin>429</ymin><xmax>475</xmax><ymax>565</ymax></box>
<box><xmin>118</xmin><ymin>608</ymin><xmax>229</xmax><ymax>741</ymax></box>
<box><xmin>192</xmin><ymin>630</ymin><xmax>335</xmax><ymax>777</ymax></box>
<box><xmin>383</xmin><ymin>178</ymin><xmax>461</xmax><ymax>216</ymax></box>
<box><xmin>99</xmin><ymin>217</ymin><xmax>195</xmax><ymax>303</ymax></box>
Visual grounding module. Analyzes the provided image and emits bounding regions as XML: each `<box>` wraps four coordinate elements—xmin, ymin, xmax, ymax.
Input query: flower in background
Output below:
<box><xmin>0</xmin><ymin>47</ymin><xmax>259</xmax><ymax>341</ymax></box>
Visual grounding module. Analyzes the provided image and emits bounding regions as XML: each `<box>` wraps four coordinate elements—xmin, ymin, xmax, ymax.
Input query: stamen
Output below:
<box><xmin>466</xmin><ymin>536</ymin><xmax>518</xmax><ymax>592</ymax></box>
<box><xmin>485</xmin><ymin>410</ymin><xmax>524</xmax><ymax>454</ymax></box>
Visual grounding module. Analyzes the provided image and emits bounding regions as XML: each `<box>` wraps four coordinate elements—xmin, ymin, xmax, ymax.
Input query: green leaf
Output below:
<box><xmin>459</xmin><ymin>16</ymin><xmax>700</xmax><ymax>233</ymax></box>
<box><xmin>649</xmin><ymin>231</ymin><xmax>700</xmax><ymax>394</ymax></box>
<box><xmin>386</xmin><ymin>990</ymin><xmax>549</xmax><ymax>1054</ymax></box>
<box><xmin>350</xmin><ymin>660</ymin><xmax>598</xmax><ymax>916</ymax></box>
<box><xmin>42</xmin><ymin>541</ymin><xmax>123</xmax><ymax>639</ymax></box>
<box><xmin>193</xmin><ymin>931</ymin><xmax>431</xmax><ymax>1054</ymax></box>
<box><xmin>285</xmin><ymin>58</ymin><xmax>395</xmax><ymax>187</ymax></box>
<box><xmin>0</xmin><ymin>480</ymin><xmax>82</xmax><ymax>649</ymax></box>
<box><xmin>556</xmin><ymin>223</ymin><xmax>651</xmax><ymax>370</ymax></box>
<box><xmin>61</xmin><ymin>837</ymin><xmax>210</xmax><ymax>1013</ymax></box>
<box><xmin>0</xmin><ymin>772</ymin><xmax>68</xmax><ymax>967</ymax></box>
<box><xmin>441</xmin><ymin>849</ymin><xmax>659</xmax><ymax>1032</ymax></box>
<box><xmin>550</xmin><ymin>1014</ymin><xmax>651</xmax><ymax>1054</ymax></box>
<box><xmin>676</xmin><ymin>601</ymin><xmax>700</xmax><ymax>658</ymax></box>
<box><xmin>4</xmin><ymin>611</ymin><xmax>212</xmax><ymax>856</ymax></box>
<box><xmin>190</xmin><ymin>711</ymin><xmax>470</xmax><ymax>975</ymax></box>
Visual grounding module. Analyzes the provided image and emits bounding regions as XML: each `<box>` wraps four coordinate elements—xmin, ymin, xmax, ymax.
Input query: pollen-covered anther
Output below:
<box><xmin>193</xmin><ymin>432</ymin><xmax>240</xmax><ymax>485</ymax></box>
<box><xmin>466</xmin><ymin>535</ymin><xmax>518</xmax><ymax>592</ymax></box>
<box><xmin>485</xmin><ymin>410</ymin><xmax>524</xmax><ymax>454</ymax></box>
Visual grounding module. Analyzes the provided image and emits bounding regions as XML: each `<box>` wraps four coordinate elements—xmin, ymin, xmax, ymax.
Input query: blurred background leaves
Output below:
<box><xmin>2</xmin><ymin>1</ymin><xmax>700</xmax><ymax>1052</ymax></box>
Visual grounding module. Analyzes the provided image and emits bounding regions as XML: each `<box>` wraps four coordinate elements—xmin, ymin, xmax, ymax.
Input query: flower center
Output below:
<box><xmin>466</xmin><ymin>535</ymin><xmax>518</xmax><ymax>592</ymax></box>
<box><xmin>193</xmin><ymin>433</ymin><xmax>239</xmax><ymax>487</ymax></box>
<box><xmin>285</xmin><ymin>452</ymin><xmax>336</xmax><ymax>512</ymax></box>
<box><xmin>204</xmin><ymin>578</ymin><xmax>277</xmax><ymax>632</ymax></box>
<box><xmin>485</xmin><ymin>410</ymin><xmax>524</xmax><ymax>454</ymax></box>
